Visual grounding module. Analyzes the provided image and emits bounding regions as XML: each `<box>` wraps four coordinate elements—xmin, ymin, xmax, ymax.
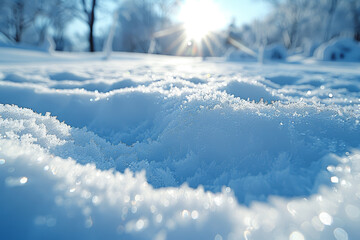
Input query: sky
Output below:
<box><xmin>68</xmin><ymin>0</ymin><xmax>271</xmax><ymax>50</ymax></box>
<box><xmin>177</xmin><ymin>0</ymin><xmax>271</xmax><ymax>30</ymax></box>
<box><xmin>216</xmin><ymin>0</ymin><xmax>271</xmax><ymax>27</ymax></box>
<box><xmin>175</xmin><ymin>0</ymin><xmax>271</xmax><ymax>41</ymax></box>
<box><xmin>80</xmin><ymin>0</ymin><xmax>271</xmax><ymax>33</ymax></box>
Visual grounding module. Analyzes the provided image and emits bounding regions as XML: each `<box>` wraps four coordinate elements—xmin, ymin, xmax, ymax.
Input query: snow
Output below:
<box><xmin>1</xmin><ymin>46</ymin><xmax>360</xmax><ymax>239</ymax></box>
<box><xmin>315</xmin><ymin>38</ymin><xmax>360</xmax><ymax>62</ymax></box>
<box><xmin>225</xmin><ymin>48</ymin><xmax>257</xmax><ymax>62</ymax></box>
<box><xmin>226</xmin><ymin>44</ymin><xmax>287</xmax><ymax>62</ymax></box>
<box><xmin>262</xmin><ymin>44</ymin><xmax>288</xmax><ymax>61</ymax></box>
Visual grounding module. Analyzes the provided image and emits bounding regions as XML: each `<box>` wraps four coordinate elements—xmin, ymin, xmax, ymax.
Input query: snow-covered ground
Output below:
<box><xmin>1</xmin><ymin>47</ymin><xmax>360</xmax><ymax>240</ymax></box>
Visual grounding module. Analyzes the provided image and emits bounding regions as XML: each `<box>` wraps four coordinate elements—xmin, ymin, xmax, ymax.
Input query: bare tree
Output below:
<box><xmin>0</xmin><ymin>0</ymin><xmax>39</xmax><ymax>43</ymax></box>
<box><xmin>43</xmin><ymin>0</ymin><xmax>76</xmax><ymax>50</ymax></box>
<box><xmin>324</xmin><ymin>0</ymin><xmax>338</xmax><ymax>41</ymax></box>
<box><xmin>154</xmin><ymin>0</ymin><xmax>180</xmax><ymax>28</ymax></box>
<box><xmin>114</xmin><ymin>0</ymin><xmax>159</xmax><ymax>53</ymax></box>
<box><xmin>260</xmin><ymin>0</ymin><xmax>340</xmax><ymax>47</ymax></box>
<box><xmin>80</xmin><ymin>0</ymin><xmax>97</xmax><ymax>52</ymax></box>
<box><xmin>350</xmin><ymin>0</ymin><xmax>360</xmax><ymax>41</ymax></box>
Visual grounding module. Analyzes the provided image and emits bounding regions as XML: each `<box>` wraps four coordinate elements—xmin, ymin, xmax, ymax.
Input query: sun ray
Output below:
<box><xmin>166</xmin><ymin>31</ymin><xmax>187</xmax><ymax>55</ymax></box>
<box><xmin>227</xmin><ymin>37</ymin><xmax>257</xmax><ymax>57</ymax></box>
<box><xmin>202</xmin><ymin>36</ymin><xmax>214</xmax><ymax>57</ymax></box>
<box><xmin>207</xmin><ymin>32</ymin><xmax>224</xmax><ymax>52</ymax></box>
<box><xmin>152</xmin><ymin>25</ymin><xmax>183</xmax><ymax>39</ymax></box>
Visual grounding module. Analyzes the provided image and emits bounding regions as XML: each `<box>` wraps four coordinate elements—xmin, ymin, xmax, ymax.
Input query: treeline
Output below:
<box><xmin>1</xmin><ymin>0</ymin><xmax>359</xmax><ymax>57</ymax></box>
<box><xmin>231</xmin><ymin>0</ymin><xmax>360</xmax><ymax>56</ymax></box>
<box><xmin>0</xmin><ymin>0</ymin><xmax>77</xmax><ymax>51</ymax></box>
<box><xmin>0</xmin><ymin>0</ymin><xmax>181</xmax><ymax>52</ymax></box>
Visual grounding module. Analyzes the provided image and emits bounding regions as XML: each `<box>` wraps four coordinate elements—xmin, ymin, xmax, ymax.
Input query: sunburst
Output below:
<box><xmin>151</xmin><ymin>0</ymin><xmax>226</xmax><ymax>57</ymax></box>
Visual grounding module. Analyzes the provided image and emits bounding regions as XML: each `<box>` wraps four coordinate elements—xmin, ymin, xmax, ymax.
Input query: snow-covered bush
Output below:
<box><xmin>233</xmin><ymin>0</ymin><xmax>358</xmax><ymax>60</ymax></box>
<box><xmin>113</xmin><ymin>0</ymin><xmax>160</xmax><ymax>53</ymax></box>
<box><xmin>225</xmin><ymin>48</ymin><xmax>257</xmax><ymax>62</ymax></box>
<box><xmin>302</xmin><ymin>39</ymin><xmax>321</xmax><ymax>57</ymax></box>
<box><xmin>262</xmin><ymin>44</ymin><xmax>287</xmax><ymax>61</ymax></box>
<box><xmin>314</xmin><ymin>38</ymin><xmax>360</xmax><ymax>61</ymax></box>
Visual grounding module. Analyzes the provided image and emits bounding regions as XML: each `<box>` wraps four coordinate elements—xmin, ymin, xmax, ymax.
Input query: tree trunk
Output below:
<box><xmin>351</xmin><ymin>0</ymin><xmax>360</xmax><ymax>42</ymax></box>
<box><xmin>324</xmin><ymin>0</ymin><xmax>338</xmax><ymax>41</ymax></box>
<box><xmin>89</xmin><ymin>0</ymin><xmax>96</xmax><ymax>52</ymax></box>
<box><xmin>14</xmin><ymin>1</ymin><xmax>25</xmax><ymax>43</ymax></box>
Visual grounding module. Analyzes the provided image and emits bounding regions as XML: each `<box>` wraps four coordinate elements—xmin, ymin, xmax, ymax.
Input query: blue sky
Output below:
<box><xmin>174</xmin><ymin>0</ymin><xmax>271</xmax><ymax>41</ymax></box>
<box><xmin>215</xmin><ymin>0</ymin><xmax>271</xmax><ymax>27</ymax></box>
<box><xmin>176</xmin><ymin>0</ymin><xmax>271</xmax><ymax>29</ymax></box>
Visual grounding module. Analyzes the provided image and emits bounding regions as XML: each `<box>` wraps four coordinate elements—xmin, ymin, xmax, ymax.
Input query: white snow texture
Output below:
<box><xmin>1</xmin><ymin>47</ymin><xmax>360</xmax><ymax>239</ymax></box>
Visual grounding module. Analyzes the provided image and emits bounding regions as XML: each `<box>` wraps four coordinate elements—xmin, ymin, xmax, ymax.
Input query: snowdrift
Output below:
<box><xmin>1</xmin><ymin>47</ymin><xmax>360</xmax><ymax>239</ymax></box>
<box><xmin>225</xmin><ymin>48</ymin><xmax>257</xmax><ymax>62</ymax></box>
<box><xmin>315</xmin><ymin>38</ymin><xmax>360</xmax><ymax>62</ymax></box>
<box><xmin>262</xmin><ymin>44</ymin><xmax>287</xmax><ymax>61</ymax></box>
<box><xmin>226</xmin><ymin>44</ymin><xmax>287</xmax><ymax>62</ymax></box>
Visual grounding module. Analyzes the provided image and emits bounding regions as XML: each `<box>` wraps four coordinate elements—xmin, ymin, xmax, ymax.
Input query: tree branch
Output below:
<box><xmin>81</xmin><ymin>0</ymin><xmax>90</xmax><ymax>17</ymax></box>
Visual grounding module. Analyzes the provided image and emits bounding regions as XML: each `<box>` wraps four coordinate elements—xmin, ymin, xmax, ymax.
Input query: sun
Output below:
<box><xmin>151</xmin><ymin>0</ymin><xmax>227</xmax><ymax>56</ymax></box>
<box><xmin>178</xmin><ymin>0</ymin><xmax>226</xmax><ymax>42</ymax></box>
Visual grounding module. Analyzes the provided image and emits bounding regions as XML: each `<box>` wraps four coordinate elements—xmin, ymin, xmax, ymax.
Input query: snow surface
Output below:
<box><xmin>1</xmin><ymin>46</ymin><xmax>360</xmax><ymax>239</ymax></box>
<box><xmin>315</xmin><ymin>38</ymin><xmax>360</xmax><ymax>62</ymax></box>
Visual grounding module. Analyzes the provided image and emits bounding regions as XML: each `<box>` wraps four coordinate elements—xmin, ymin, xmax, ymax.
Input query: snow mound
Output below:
<box><xmin>221</xmin><ymin>80</ymin><xmax>279</xmax><ymax>102</ymax></box>
<box><xmin>49</xmin><ymin>71</ymin><xmax>90</xmax><ymax>81</ymax></box>
<box><xmin>225</xmin><ymin>48</ymin><xmax>257</xmax><ymax>62</ymax></box>
<box><xmin>315</xmin><ymin>38</ymin><xmax>360</xmax><ymax>62</ymax></box>
<box><xmin>1</xmin><ymin>104</ymin><xmax>360</xmax><ymax>239</ymax></box>
<box><xmin>263</xmin><ymin>44</ymin><xmax>287</xmax><ymax>61</ymax></box>
<box><xmin>265</xmin><ymin>75</ymin><xmax>300</xmax><ymax>86</ymax></box>
<box><xmin>226</xmin><ymin>44</ymin><xmax>287</xmax><ymax>62</ymax></box>
<box><xmin>1</xmin><ymin>92</ymin><xmax>359</xmax><ymax>205</ymax></box>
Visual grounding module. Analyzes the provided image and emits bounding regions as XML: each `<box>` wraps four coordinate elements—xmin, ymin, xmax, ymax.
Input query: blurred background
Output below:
<box><xmin>0</xmin><ymin>0</ymin><xmax>359</xmax><ymax>59</ymax></box>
